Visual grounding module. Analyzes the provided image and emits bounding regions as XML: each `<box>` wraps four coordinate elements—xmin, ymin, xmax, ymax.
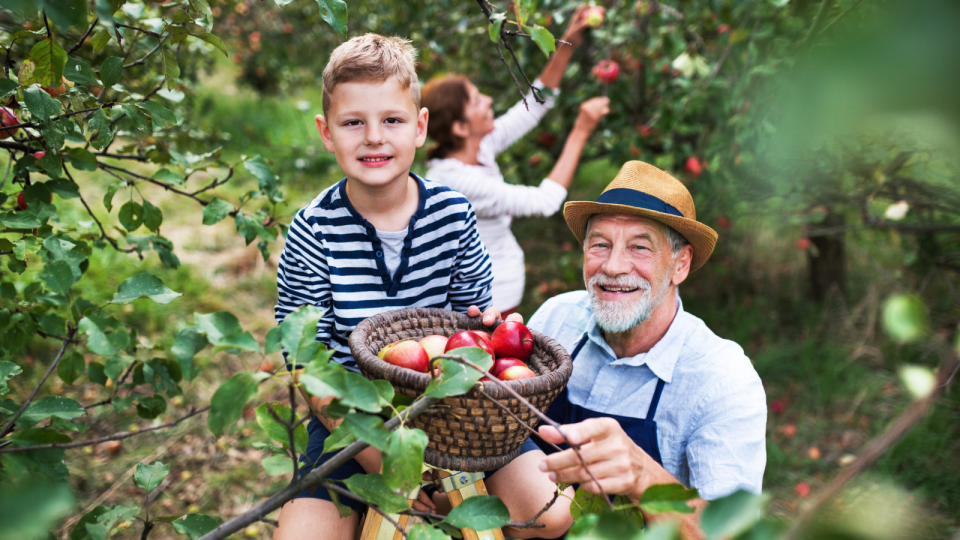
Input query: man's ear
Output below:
<box><xmin>315</xmin><ymin>114</ymin><xmax>336</xmax><ymax>153</ymax></box>
<box><xmin>451</xmin><ymin>119</ymin><xmax>470</xmax><ymax>139</ymax></box>
<box><xmin>671</xmin><ymin>245</ymin><xmax>694</xmax><ymax>286</ymax></box>
<box><xmin>415</xmin><ymin>107</ymin><xmax>429</xmax><ymax>148</ymax></box>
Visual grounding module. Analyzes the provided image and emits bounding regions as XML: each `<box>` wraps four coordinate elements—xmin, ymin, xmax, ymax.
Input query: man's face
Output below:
<box><xmin>316</xmin><ymin>78</ymin><xmax>428</xmax><ymax>189</ymax></box>
<box><xmin>582</xmin><ymin>214</ymin><xmax>691</xmax><ymax>333</ymax></box>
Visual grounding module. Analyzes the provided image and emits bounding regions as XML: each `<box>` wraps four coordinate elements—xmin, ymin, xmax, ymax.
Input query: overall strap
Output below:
<box><xmin>646</xmin><ymin>378</ymin><xmax>666</xmax><ymax>420</ymax></box>
<box><xmin>570</xmin><ymin>333</ymin><xmax>590</xmax><ymax>361</ymax></box>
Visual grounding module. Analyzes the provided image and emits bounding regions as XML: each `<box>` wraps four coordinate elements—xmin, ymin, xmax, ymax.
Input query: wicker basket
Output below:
<box><xmin>349</xmin><ymin>307</ymin><xmax>573</xmax><ymax>472</ymax></box>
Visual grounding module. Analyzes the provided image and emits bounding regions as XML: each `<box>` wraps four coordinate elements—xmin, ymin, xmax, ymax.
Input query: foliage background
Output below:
<box><xmin>0</xmin><ymin>0</ymin><xmax>958</xmax><ymax>539</ymax></box>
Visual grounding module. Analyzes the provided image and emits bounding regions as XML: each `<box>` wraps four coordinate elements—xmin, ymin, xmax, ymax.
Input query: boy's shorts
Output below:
<box><xmin>294</xmin><ymin>416</ymin><xmax>541</xmax><ymax>513</ymax></box>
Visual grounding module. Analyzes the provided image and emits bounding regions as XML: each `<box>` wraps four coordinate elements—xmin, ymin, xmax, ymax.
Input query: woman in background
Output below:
<box><xmin>422</xmin><ymin>6</ymin><xmax>609</xmax><ymax>314</ymax></box>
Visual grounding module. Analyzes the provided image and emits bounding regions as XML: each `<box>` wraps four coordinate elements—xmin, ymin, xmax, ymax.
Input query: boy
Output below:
<box><xmin>273</xmin><ymin>35</ymin><xmax>572</xmax><ymax>539</ymax></box>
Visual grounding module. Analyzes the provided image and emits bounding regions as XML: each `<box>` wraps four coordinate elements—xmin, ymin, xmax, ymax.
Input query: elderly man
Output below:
<box><xmin>529</xmin><ymin>161</ymin><xmax>766</xmax><ymax>538</ymax></box>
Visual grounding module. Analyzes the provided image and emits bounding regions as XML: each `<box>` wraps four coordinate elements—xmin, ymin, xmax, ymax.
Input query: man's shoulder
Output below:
<box><xmin>528</xmin><ymin>291</ymin><xmax>591</xmax><ymax>335</ymax></box>
<box><xmin>674</xmin><ymin>311</ymin><xmax>764</xmax><ymax>405</ymax></box>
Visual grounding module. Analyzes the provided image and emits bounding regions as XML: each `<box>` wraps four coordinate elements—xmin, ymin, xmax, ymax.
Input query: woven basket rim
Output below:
<box><xmin>348</xmin><ymin>307</ymin><xmax>573</xmax><ymax>400</ymax></box>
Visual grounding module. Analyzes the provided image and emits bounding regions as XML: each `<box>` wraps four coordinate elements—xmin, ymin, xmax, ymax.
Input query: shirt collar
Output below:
<box><xmin>588</xmin><ymin>294</ymin><xmax>688</xmax><ymax>383</ymax></box>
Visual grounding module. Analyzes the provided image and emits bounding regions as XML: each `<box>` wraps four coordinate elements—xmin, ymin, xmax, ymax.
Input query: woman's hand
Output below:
<box><xmin>573</xmin><ymin>96</ymin><xmax>611</xmax><ymax>135</ymax></box>
<box><xmin>561</xmin><ymin>5</ymin><xmax>590</xmax><ymax>47</ymax></box>
<box><xmin>467</xmin><ymin>305</ymin><xmax>524</xmax><ymax>326</ymax></box>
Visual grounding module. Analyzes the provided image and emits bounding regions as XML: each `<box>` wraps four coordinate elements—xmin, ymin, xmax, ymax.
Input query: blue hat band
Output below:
<box><xmin>595</xmin><ymin>188</ymin><xmax>684</xmax><ymax>218</ymax></box>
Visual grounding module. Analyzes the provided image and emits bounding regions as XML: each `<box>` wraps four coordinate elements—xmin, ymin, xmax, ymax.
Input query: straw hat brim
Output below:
<box><xmin>563</xmin><ymin>201</ymin><xmax>719</xmax><ymax>272</ymax></box>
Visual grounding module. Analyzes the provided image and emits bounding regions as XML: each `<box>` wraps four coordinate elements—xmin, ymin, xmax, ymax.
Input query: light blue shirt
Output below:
<box><xmin>528</xmin><ymin>291</ymin><xmax>767</xmax><ymax>501</ymax></box>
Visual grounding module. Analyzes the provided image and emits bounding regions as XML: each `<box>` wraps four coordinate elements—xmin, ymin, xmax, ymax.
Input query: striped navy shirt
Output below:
<box><xmin>275</xmin><ymin>173</ymin><xmax>494</xmax><ymax>370</ymax></box>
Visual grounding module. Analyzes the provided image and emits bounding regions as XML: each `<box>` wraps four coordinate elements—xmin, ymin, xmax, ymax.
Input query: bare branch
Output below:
<box><xmin>0</xmin><ymin>325</ymin><xmax>77</xmax><ymax>438</ymax></box>
<box><xmin>67</xmin><ymin>168</ymin><xmax>138</xmax><ymax>253</ymax></box>
<box><xmin>68</xmin><ymin>18</ymin><xmax>100</xmax><ymax>55</ymax></box>
<box><xmin>99</xmin><ymin>163</ymin><xmax>239</xmax><ymax>216</ymax></box>
<box><xmin>0</xmin><ymin>405</ymin><xmax>210</xmax><ymax>454</ymax></box>
<box><xmin>115</xmin><ymin>23</ymin><xmax>162</xmax><ymax>38</ymax></box>
<box><xmin>122</xmin><ymin>36</ymin><xmax>168</xmax><ymax>70</ymax></box>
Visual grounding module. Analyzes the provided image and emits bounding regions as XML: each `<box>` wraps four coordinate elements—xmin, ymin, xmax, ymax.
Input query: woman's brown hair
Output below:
<box><xmin>421</xmin><ymin>75</ymin><xmax>471</xmax><ymax>160</ymax></box>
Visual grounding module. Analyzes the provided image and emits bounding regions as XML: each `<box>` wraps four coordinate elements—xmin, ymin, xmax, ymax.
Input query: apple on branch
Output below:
<box><xmin>0</xmin><ymin>107</ymin><xmax>20</xmax><ymax>140</ymax></box>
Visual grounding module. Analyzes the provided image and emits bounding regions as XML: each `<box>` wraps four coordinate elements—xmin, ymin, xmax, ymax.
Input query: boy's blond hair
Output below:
<box><xmin>322</xmin><ymin>34</ymin><xmax>420</xmax><ymax>114</ymax></box>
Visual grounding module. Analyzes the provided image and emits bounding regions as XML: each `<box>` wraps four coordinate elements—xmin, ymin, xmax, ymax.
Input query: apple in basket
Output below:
<box><xmin>445</xmin><ymin>330</ymin><xmax>495</xmax><ymax>358</ymax></box>
<box><xmin>419</xmin><ymin>335</ymin><xmax>449</xmax><ymax>360</ymax></box>
<box><xmin>491</xmin><ymin>321</ymin><xmax>534</xmax><ymax>361</ymax></box>
<box><xmin>490</xmin><ymin>357</ymin><xmax>527</xmax><ymax>379</ymax></box>
<box><xmin>499</xmin><ymin>365</ymin><xmax>537</xmax><ymax>381</ymax></box>
<box><xmin>379</xmin><ymin>340</ymin><xmax>430</xmax><ymax>373</ymax></box>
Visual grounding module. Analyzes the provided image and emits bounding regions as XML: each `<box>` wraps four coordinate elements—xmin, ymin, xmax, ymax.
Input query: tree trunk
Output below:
<box><xmin>809</xmin><ymin>212</ymin><xmax>846</xmax><ymax>301</ymax></box>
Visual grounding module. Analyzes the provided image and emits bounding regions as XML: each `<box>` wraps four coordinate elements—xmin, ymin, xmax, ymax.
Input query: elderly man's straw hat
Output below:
<box><xmin>563</xmin><ymin>160</ymin><xmax>718</xmax><ymax>272</ymax></box>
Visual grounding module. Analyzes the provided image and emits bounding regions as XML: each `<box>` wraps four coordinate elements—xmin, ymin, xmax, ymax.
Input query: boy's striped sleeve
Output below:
<box><xmin>275</xmin><ymin>209</ymin><xmax>334</xmax><ymax>349</ymax></box>
<box><xmin>448</xmin><ymin>204</ymin><xmax>494</xmax><ymax>313</ymax></box>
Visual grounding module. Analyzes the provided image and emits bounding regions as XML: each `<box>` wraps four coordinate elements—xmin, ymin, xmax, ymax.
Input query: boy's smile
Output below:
<box><xmin>316</xmin><ymin>78</ymin><xmax>428</xmax><ymax>190</ymax></box>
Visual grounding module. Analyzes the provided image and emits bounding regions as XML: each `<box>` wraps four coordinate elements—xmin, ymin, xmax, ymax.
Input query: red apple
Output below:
<box><xmin>717</xmin><ymin>215</ymin><xmax>731</xmax><ymax>229</ymax></box>
<box><xmin>717</xmin><ymin>23</ymin><xmax>730</xmax><ymax>34</ymax></box>
<box><xmin>470</xmin><ymin>330</ymin><xmax>491</xmax><ymax>340</ymax></box>
<box><xmin>584</xmin><ymin>6</ymin><xmax>605</xmax><ymax>28</ymax></box>
<box><xmin>445</xmin><ymin>330</ymin><xmax>495</xmax><ymax>358</ymax></box>
<box><xmin>491</xmin><ymin>357</ymin><xmax>526</xmax><ymax>379</ymax></box>
<box><xmin>419</xmin><ymin>335</ymin><xmax>448</xmax><ymax>360</ymax></box>
<box><xmin>537</xmin><ymin>132</ymin><xmax>557</xmax><ymax>147</ymax></box>
<box><xmin>33</xmin><ymin>151</ymin><xmax>45</xmax><ymax>160</ymax></box>
<box><xmin>17</xmin><ymin>192</ymin><xmax>27</xmax><ymax>211</ymax></box>
<box><xmin>0</xmin><ymin>107</ymin><xmax>20</xmax><ymax>140</ymax></box>
<box><xmin>491</xmin><ymin>321</ymin><xmax>534</xmax><ymax>361</ymax></box>
<box><xmin>796</xmin><ymin>238</ymin><xmax>811</xmax><ymax>250</ymax></box>
<box><xmin>498</xmin><ymin>365</ymin><xmax>536</xmax><ymax>381</ymax></box>
<box><xmin>685</xmin><ymin>157</ymin><xmax>702</xmax><ymax>177</ymax></box>
<box><xmin>592</xmin><ymin>60</ymin><xmax>620</xmax><ymax>84</ymax></box>
<box><xmin>378</xmin><ymin>341</ymin><xmax>400</xmax><ymax>359</ymax></box>
<box><xmin>42</xmin><ymin>78</ymin><xmax>68</xmax><ymax>97</ymax></box>
<box><xmin>528</xmin><ymin>155</ymin><xmax>542</xmax><ymax>167</ymax></box>
<box><xmin>382</xmin><ymin>340</ymin><xmax>429</xmax><ymax>373</ymax></box>
<box><xmin>794</xmin><ymin>482</ymin><xmax>811</xmax><ymax>498</ymax></box>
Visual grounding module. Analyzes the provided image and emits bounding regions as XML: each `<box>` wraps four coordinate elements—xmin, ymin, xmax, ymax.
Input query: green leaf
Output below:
<box><xmin>383</xmin><ymin>426</ymin><xmax>428</xmax><ymax>493</ymax></box>
<box><xmin>208</xmin><ymin>373</ymin><xmax>258</xmax><ymax>436</ymax></box>
<box><xmin>66</xmin><ymin>148</ymin><xmax>98</xmax><ymax>171</ymax></box>
<box><xmin>134</xmin><ymin>461</ymin><xmax>170</xmax><ymax>492</ymax></box>
<box><xmin>256</xmin><ymin>402</ymin><xmax>308</xmax><ymax>452</ymax></box>
<box><xmin>21</xmin><ymin>40</ymin><xmax>68</xmax><ymax>88</ymax></box>
<box><xmin>90</xmin><ymin>29</ymin><xmax>111</xmax><ymax>53</ymax></box>
<box><xmin>882</xmin><ymin>294</ymin><xmax>927</xmax><ymax>344</ymax></box>
<box><xmin>141</xmin><ymin>200</ymin><xmax>163</xmax><ymax>232</ymax></box>
<box><xmin>16</xmin><ymin>396</ymin><xmax>85</xmax><ymax>428</ymax></box>
<box><xmin>121</xmin><ymin>104</ymin><xmax>151</xmax><ymax>132</ymax></box>
<box><xmin>40</xmin><ymin>260</ymin><xmax>76</xmax><ymax>294</ymax></box>
<box><xmin>23</xmin><ymin>84</ymin><xmax>62</xmax><ymax>121</ymax></box>
<box><xmin>489</xmin><ymin>13</ymin><xmax>506</xmax><ymax>43</ymax></box>
<box><xmin>162</xmin><ymin>49</ymin><xmax>180</xmax><ymax>90</ymax></box>
<box><xmin>530</xmin><ymin>25</ymin><xmax>556</xmax><ymax>58</ymax></box>
<box><xmin>262</xmin><ymin>455</ymin><xmax>295</xmax><ymax>476</ymax></box>
<box><xmin>0</xmin><ymin>211</ymin><xmax>41</xmax><ymax>229</ymax></box>
<box><xmin>102</xmin><ymin>181</ymin><xmax>123</xmax><ymax>212</ymax></box>
<box><xmin>135</xmin><ymin>395</ymin><xmax>167</xmax><ymax>419</ymax></box>
<box><xmin>87</xmin><ymin>362</ymin><xmax>107</xmax><ymax>386</ymax></box>
<box><xmin>152</xmin><ymin>168</ymin><xmax>184</xmax><ymax>184</ymax></box>
<box><xmin>322</xmin><ymin>421</ymin><xmax>357</xmax><ymax>454</ymax></box>
<box><xmin>195</xmin><ymin>32</ymin><xmax>228</xmax><ymax>56</ymax></box>
<box><xmin>244</xmin><ymin>155</ymin><xmax>280</xmax><ymax>199</ymax></box>
<box><xmin>112</xmin><ymin>273</ymin><xmax>181</xmax><ymax>305</ymax></box>
<box><xmin>139</xmin><ymin>101</ymin><xmax>177</xmax><ymax>129</ymax></box>
<box><xmin>171</xmin><ymin>327</ymin><xmax>208</xmax><ymax>382</ymax></box>
<box><xmin>201</xmin><ymin>198</ymin><xmax>234</xmax><ymax>225</ymax></box>
<box><xmin>194</xmin><ymin>311</ymin><xmax>260</xmax><ymax>352</ymax></box>
<box><xmin>99</xmin><ymin>57</ymin><xmax>123</xmax><ymax>88</ymax></box>
<box><xmin>64</xmin><ymin>57</ymin><xmax>98</xmax><ymax>87</ymax></box>
<box><xmin>899</xmin><ymin>364</ymin><xmax>936</xmax><ymax>400</ymax></box>
<box><xmin>85</xmin><ymin>505</ymin><xmax>140</xmax><ymax>540</ymax></box>
<box><xmin>701</xmin><ymin>490</ymin><xmax>767</xmax><ymax>540</ymax></box>
<box><xmin>264</xmin><ymin>326</ymin><xmax>282</xmax><ymax>354</ymax></box>
<box><xmin>172</xmin><ymin>514</ymin><xmax>220</xmax><ymax>539</ymax></box>
<box><xmin>372</xmin><ymin>379</ymin><xmax>395</xmax><ymax>407</ymax></box>
<box><xmin>280</xmin><ymin>304</ymin><xmax>324</xmax><ymax>368</ymax></box>
<box><xmin>0</xmin><ymin>360</ymin><xmax>23</xmax><ymax>395</ymax></box>
<box><xmin>0</xmin><ymin>77</ymin><xmax>18</xmax><ymax>99</ymax></box>
<box><xmin>570</xmin><ymin>487</ymin><xmax>610</xmax><ymax>521</ymax></box>
<box><xmin>342</xmin><ymin>413</ymin><xmax>390</xmax><ymax>451</ymax></box>
<box><xmin>79</xmin><ymin>313</ymin><xmax>129</xmax><ymax>356</ymax></box>
<box><xmin>36</xmin><ymin>312</ymin><xmax>65</xmax><ymax>336</ymax></box>
<box><xmin>57</xmin><ymin>351</ymin><xmax>87</xmax><ymax>384</ymax></box>
<box><xmin>104</xmin><ymin>355</ymin><xmax>133</xmax><ymax>382</ymax></box>
<box><xmin>112</xmin><ymin>396</ymin><xmax>132</xmax><ymax>413</ymax></box>
<box><xmin>118</xmin><ymin>201</ymin><xmax>143</xmax><ymax>231</ymax></box>
<box><xmin>408</xmin><ymin>524</ymin><xmax>451</xmax><ymax>540</ymax></box>
<box><xmin>342</xmin><ymin>473</ymin><xmax>409</xmax><ymax>513</ymax></box>
<box><xmin>89</xmin><ymin>107</ymin><xmax>115</xmax><ymax>150</ymax></box>
<box><xmin>328</xmin><ymin>491</ymin><xmax>354</xmax><ymax>519</ymax></box>
<box><xmin>42</xmin><ymin>0</ymin><xmax>88</xmax><ymax>31</ymax></box>
<box><xmin>444</xmin><ymin>495</ymin><xmax>512</xmax><ymax>531</ymax></box>
<box><xmin>0</xmin><ymin>483</ymin><xmax>74</xmax><ymax>540</ymax></box>
<box><xmin>639</xmin><ymin>484</ymin><xmax>699</xmax><ymax>514</ymax></box>
<box><xmin>321</xmin><ymin>369</ymin><xmax>382</xmax><ymax>413</ymax></box>
<box><xmin>567</xmin><ymin>512</ymin><xmax>644</xmax><ymax>540</ymax></box>
<box><xmin>424</xmin><ymin>347</ymin><xmax>493</xmax><ymax>399</ymax></box>
<box><xmin>9</xmin><ymin>426</ymin><xmax>72</xmax><ymax>445</ymax></box>
<box><xmin>314</xmin><ymin>0</ymin><xmax>348</xmax><ymax>37</ymax></box>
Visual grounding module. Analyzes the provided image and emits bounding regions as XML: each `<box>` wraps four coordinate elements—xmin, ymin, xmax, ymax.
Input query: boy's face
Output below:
<box><xmin>316</xmin><ymin>78</ymin><xmax>428</xmax><ymax>190</ymax></box>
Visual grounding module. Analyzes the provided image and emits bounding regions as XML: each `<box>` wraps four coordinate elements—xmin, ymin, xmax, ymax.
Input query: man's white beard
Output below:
<box><xmin>587</xmin><ymin>272</ymin><xmax>672</xmax><ymax>334</ymax></box>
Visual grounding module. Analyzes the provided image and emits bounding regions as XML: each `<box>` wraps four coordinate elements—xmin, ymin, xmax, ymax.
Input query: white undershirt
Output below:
<box><xmin>425</xmin><ymin>80</ymin><xmax>567</xmax><ymax>311</ymax></box>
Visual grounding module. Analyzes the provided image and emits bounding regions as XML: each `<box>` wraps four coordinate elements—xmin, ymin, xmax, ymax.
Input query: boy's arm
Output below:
<box><xmin>447</xmin><ymin>204</ymin><xmax>494</xmax><ymax>313</ymax></box>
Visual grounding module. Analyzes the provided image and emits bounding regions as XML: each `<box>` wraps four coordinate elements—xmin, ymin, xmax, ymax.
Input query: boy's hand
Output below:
<box><xmin>467</xmin><ymin>305</ymin><xmax>523</xmax><ymax>326</ymax></box>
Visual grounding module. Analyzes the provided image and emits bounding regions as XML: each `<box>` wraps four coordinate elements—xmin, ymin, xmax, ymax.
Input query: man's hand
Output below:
<box><xmin>467</xmin><ymin>305</ymin><xmax>524</xmax><ymax>326</ymax></box>
<box><xmin>537</xmin><ymin>418</ymin><xmax>653</xmax><ymax>499</ymax></box>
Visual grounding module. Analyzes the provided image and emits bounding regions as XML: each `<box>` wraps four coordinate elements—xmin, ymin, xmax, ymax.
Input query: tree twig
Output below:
<box><xmin>0</xmin><ymin>405</ymin><xmax>210</xmax><ymax>453</ymax></box>
<box><xmin>319</xmin><ymin>481</ymin><xmax>408</xmax><ymax>538</ymax></box>
<box><xmin>783</xmin><ymin>348</ymin><xmax>960</xmax><ymax>540</ymax></box>
<box><xmin>67</xmin><ymin>168</ymin><xmax>138</xmax><ymax>253</ymax></box>
<box><xmin>67</xmin><ymin>18</ymin><xmax>100</xmax><ymax>55</ymax></box>
<box><xmin>0</xmin><ymin>325</ymin><xmax>77</xmax><ymax>438</ymax></box>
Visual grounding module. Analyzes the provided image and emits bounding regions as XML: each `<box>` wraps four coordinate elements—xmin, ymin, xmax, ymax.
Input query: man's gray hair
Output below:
<box><xmin>585</xmin><ymin>215</ymin><xmax>690</xmax><ymax>258</ymax></box>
